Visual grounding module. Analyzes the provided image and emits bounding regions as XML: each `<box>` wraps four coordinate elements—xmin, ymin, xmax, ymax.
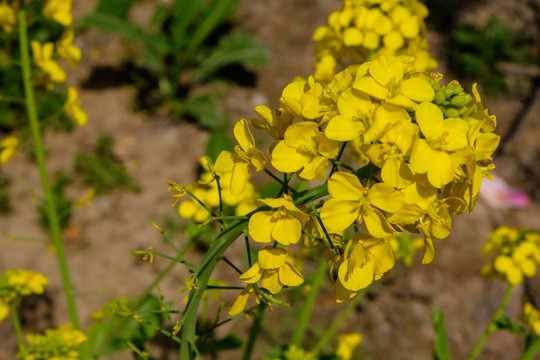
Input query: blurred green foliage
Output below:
<box><xmin>444</xmin><ymin>17</ymin><xmax>534</xmax><ymax>93</ymax></box>
<box><xmin>0</xmin><ymin>172</ymin><xmax>11</xmax><ymax>213</ymax></box>
<box><xmin>79</xmin><ymin>0</ymin><xmax>268</xmax><ymax>140</ymax></box>
<box><xmin>74</xmin><ymin>134</ymin><xmax>140</xmax><ymax>195</ymax></box>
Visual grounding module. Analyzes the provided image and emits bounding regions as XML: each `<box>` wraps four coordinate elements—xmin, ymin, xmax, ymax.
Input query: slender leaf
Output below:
<box><xmin>182</xmin><ymin>95</ymin><xmax>229</xmax><ymax>130</ymax></box>
<box><xmin>79</xmin><ymin>12</ymin><xmax>144</xmax><ymax>42</ymax></box>
<box><xmin>95</xmin><ymin>0</ymin><xmax>136</xmax><ymax>18</ymax></box>
<box><xmin>171</xmin><ymin>0</ymin><xmax>205</xmax><ymax>50</ymax></box>
<box><xmin>186</xmin><ymin>0</ymin><xmax>240</xmax><ymax>56</ymax></box>
<box><xmin>432</xmin><ymin>308</ymin><xmax>452</xmax><ymax>360</ymax></box>
<box><xmin>192</xmin><ymin>31</ymin><xmax>268</xmax><ymax>84</ymax></box>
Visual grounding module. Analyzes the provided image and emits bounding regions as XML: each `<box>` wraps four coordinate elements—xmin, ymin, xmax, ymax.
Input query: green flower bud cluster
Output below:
<box><xmin>430</xmin><ymin>79</ymin><xmax>473</xmax><ymax>118</ymax></box>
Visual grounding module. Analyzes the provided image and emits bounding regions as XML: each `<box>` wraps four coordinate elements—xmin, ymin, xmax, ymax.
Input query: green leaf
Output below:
<box><xmin>192</xmin><ymin>31</ymin><xmax>268</xmax><ymax>84</ymax></box>
<box><xmin>171</xmin><ymin>0</ymin><xmax>205</xmax><ymax>50</ymax></box>
<box><xmin>186</xmin><ymin>0</ymin><xmax>240</xmax><ymax>56</ymax></box>
<box><xmin>495</xmin><ymin>316</ymin><xmax>528</xmax><ymax>337</ymax></box>
<box><xmin>79</xmin><ymin>12</ymin><xmax>144</xmax><ymax>42</ymax></box>
<box><xmin>95</xmin><ymin>0</ymin><xmax>136</xmax><ymax>18</ymax></box>
<box><xmin>206</xmin><ymin>131</ymin><xmax>234</xmax><ymax>162</ymax></box>
<box><xmin>86</xmin><ymin>295</ymin><xmax>165</xmax><ymax>357</ymax></box>
<box><xmin>182</xmin><ymin>95</ymin><xmax>230</xmax><ymax>131</ymax></box>
<box><xmin>149</xmin><ymin>3</ymin><xmax>170</xmax><ymax>33</ymax></box>
<box><xmin>432</xmin><ymin>308</ymin><xmax>452</xmax><ymax>360</ymax></box>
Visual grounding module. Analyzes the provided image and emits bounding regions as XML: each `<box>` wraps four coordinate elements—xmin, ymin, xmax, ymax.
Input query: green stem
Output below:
<box><xmin>291</xmin><ymin>260</ymin><xmax>327</xmax><ymax>347</ymax></box>
<box><xmin>242</xmin><ymin>302</ymin><xmax>266</xmax><ymax>360</ymax></box>
<box><xmin>310</xmin><ymin>288</ymin><xmax>366</xmax><ymax>355</ymax></box>
<box><xmin>18</xmin><ymin>9</ymin><xmax>80</xmax><ymax>330</ymax></box>
<box><xmin>179</xmin><ymin>219</ymin><xmax>247</xmax><ymax>359</ymax></box>
<box><xmin>10</xmin><ymin>303</ymin><xmax>25</xmax><ymax>354</ymax></box>
<box><xmin>520</xmin><ymin>337</ymin><xmax>540</xmax><ymax>360</ymax></box>
<box><xmin>468</xmin><ymin>285</ymin><xmax>514</xmax><ymax>360</ymax></box>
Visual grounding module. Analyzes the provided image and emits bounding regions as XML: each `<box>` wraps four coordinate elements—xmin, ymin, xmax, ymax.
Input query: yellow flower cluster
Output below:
<box><xmin>481</xmin><ymin>226</ymin><xmax>540</xmax><ymax>285</ymax></box>
<box><xmin>523</xmin><ymin>302</ymin><xmax>540</xmax><ymax>336</ymax></box>
<box><xmin>312</xmin><ymin>0</ymin><xmax>438</xmax><ymax>82</ymax></box>
<box><xmin>0</xmin><ymin>0</ymin><xmax>16</xmax><ymax>33</ymax></box>
<box><xmin>0</xmin><ymin>269</ymin><xmax>49</xmax><ymax>321</ymax></box>
<box><xmin>18</xmin><ymin>323</ymin><xmax>87</xmax><ymax>360</ymax></box>
<box><xmin>190</xmin><ymin>66</ymin><xmax>481</xmax><ymax>310</ymax></box>
<box><xmin>218</xmin><ymin>54</ymin><xmax>498</xmax><ymax>308</ymax></box>
<box><xmin>175</xmin><ymin>155</ymin><xmax>258</xmax><ymax>223</ymax></box>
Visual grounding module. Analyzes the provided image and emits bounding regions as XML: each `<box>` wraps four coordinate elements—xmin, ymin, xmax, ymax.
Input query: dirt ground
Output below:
<box><xmin>2</xmin><ymin>0</ymin><xmax>540</xmax><ymax>359</ymax></box>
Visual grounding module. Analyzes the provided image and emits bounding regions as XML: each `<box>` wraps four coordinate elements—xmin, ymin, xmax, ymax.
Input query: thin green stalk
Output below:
<box><xmin>18</xmin><ymin>8</ymin><xmax>80</xmax><ymax>330</ymax></box>
<box><xmin>309</xmin><ymin>201</ymin><xmax>338</xmax><ymax>255</ymax></box>
<box><xmin>291</xmin><ymin>260</ymin><xmax>327</xmax><ymax>347</ymax></box>
<box><xmin>11</xmin><ymin>303</ymin><xmax>25</xmax><ymax>354</ymax></box>
<box><xmin>242</xmin><ymin>302</ymin><xmax>266</xmax><ymax>360</ymax></box>
<box><xmin>468</xmin><ymin>285</ymin><xmax>514</xmax><ymax>360</ymax></box>
<box><xmin>310</xmin><ymin>288</ymin><xmax>366</xmax><ymax>355</ymax></box>
<box><xmin>520</xmin><ymin>337</ymin><xmax>540</xmax><ymax>360</ymax></box>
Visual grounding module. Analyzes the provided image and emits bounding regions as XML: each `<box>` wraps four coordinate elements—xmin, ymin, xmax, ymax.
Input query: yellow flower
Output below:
<box><xmin>353</xmin><ymin>56</ymin><xmax>434</xmax><ymax>110</ymax></box>
<box><xmin>248</xmin><ymin>194</ymin><xmax>310</xmax><ymax>246</ymax></box>
<box><xmin>0</xmin><ymin>135</ymin><xmax>18</xmax><ymax>163</ymax></box>
<box><xmin>21</xmin><ymin>323</ymin><xmax>86</xmax><ymax>360</ymax></box>
<box><xmin>0</xmin><ymin>303</ymin><xmax>8</xmax><ymax>322</ymax></box>
<box><xmin>64</xmin><ymin>87</ymin><xmax>88</xmax><ymax>126</ymax></box>
<box><xmin>271</xmin><ymin>121</ymin><xmax>339</xmax><ymax>180</ymax></box>
<box><xmin>321</xmin><ymin>172</ymin><xmax>403</xmax><ymax>238</ymax></box>
<box><xmin>57</xmin><ymin>30</ymin><xmax>81</xmax><ymax>68</ymax></box>
<box><xmin>43</xmin><ymin>0</ymin><xmax>73</xmax><ymax>26</ymax></box>
<box><xmin>229</xmin><ymin>284</ymin><xmax>258</xmax><ymax>316</ymax></box>
<box><xmin>214</xmin><ymin>119</ymin><xmax>266</xmax><ymax>195</ymax></box>
<box><xmin>0</xmin><ymin>1</ymin><xmax>16</xmax><ymax>33</ymax></box>
<box><xmin>279</xmin><ymin>76</ymin><xmax>326</xmax><ymax>120</ymax></box>
<box><xmin>409</xmin><ymin>102</ymin><xmax>469</xmax><ymax>188</ymax></box>
<box><xmin>334</xmin><ymin>233</ymin><xmax>395</xmax><ymax>301</ymax></box>
<box><xmin>31</xmin><ymin>40</ymin><xmax>66</xmax><ymax>84</ymax></box>
<box><xmin>239</xmin><ymin>246</ymin><xmax>304</xmax><ymax>294</ymax></box>
<box><xmin>336</xmin><ymin>333</ymin><xmax>362</xmax><ymax>360</ymax></box>
<box><xmin>481</xmin><ymin>227</ymin><xmax>540</xmax><ymax>285</ymax></box>
<box><xmin>251</xmin><ymin>105</ymin><xmax>293</xmax><ymax>142</ymax></box>
<box><xmin>523</xmin><ymin>302</ymin><xmax>540</xmax><ymax>335</ymax></box>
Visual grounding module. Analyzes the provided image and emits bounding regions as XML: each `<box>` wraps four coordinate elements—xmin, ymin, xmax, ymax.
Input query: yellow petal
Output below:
<box><xmin>363</xmin><ymin>208</ymin><xmax>396</xmax><ymax>238</ymax></box>
<box><xmin>272</xmin><ymin>216</ymin><xmax>302</xmax><ymax>246</ymax></box>
<box><xmin>400</xmin><ymin>78</ymin><xmax>435</xmax><ymax>103</ymax></box>
<box><xmin>338</xmin><ymin>258</ymin><xmax>374</xmax><ymax>291</ymax></box>
<box><xmin>415</xmin><ymin>102</ymin><xmax>443</xmax><ymax>140</ymax></box>
<box><xmin>278</xmin><ymin>262</ymin><xmax>304</xmax><ymax>286</ymax></box>
<box><xmin>328</xmin><ymin>172</ymin><xmax>364</xmax><ymax>200</ymax></box>
<box><xmin>258</xmin><ymin>246</ymin><xmax>288</xmax><ymax>269</ymax></box>
<box><xmin>367</xmin><ymin>182</ymin><xmax>403</xmax><ymax>213</ymax></box>
<box><xmin>262</xmin><ymin>270</ymin><xmax>283</xmax><ymax>294</ymax></box>
<box><xmin>229</xmin><ymin>286</ymin><xmax>252</xmax><ymax>315</ymax></box>
<box><xmin>383</xmin><ymin>30</ymin><xmax>404</xmax><ymax>50</ymax></box>
<box><xmin>234</xmin><ymin>119</ymin><xmax>256</xmax><ymax>153</ymax></box>
<box><xmin>321</xmin><ymin>199</ymin><xmax>359</xmax><ymax>232</ymax></box>
<box><xmin>239</xmin><ymin>263</ymin><xmax>263</xmax><ymax>283</ymax></box>
<box><xmin>248</xmin><ymin>211</ymin><xmax>275</xmax><ymax>243</ymax></box>
<box><xmin>325</xmin><ymin>115</ymin><xmax>364</xmax><ymax>141</ymax></box>
<box><xmin>231</xmin><ymin>161</ymin><xmax>248</xmax><ymax>195</ymax></box>
<box><xmin>271</xmin><ymin>140</ymin><xmax>308</xmax><ymax>173</ymax></box>
<box><xmin>354</xmin><ymin>76</ymin><xmax>388</xmax><ymax>100</ymax></box>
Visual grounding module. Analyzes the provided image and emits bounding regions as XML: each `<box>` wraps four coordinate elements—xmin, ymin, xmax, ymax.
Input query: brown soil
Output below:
<box><xmin>2</xmin><ymin>0</ymin><xmax>540</xmax><ymax>359</ymax></box>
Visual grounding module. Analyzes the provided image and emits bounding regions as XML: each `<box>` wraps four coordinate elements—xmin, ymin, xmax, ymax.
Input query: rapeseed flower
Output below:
<box><xmin>64</xmin><ymin>87</ymin><xmax>88</xmax><ymax>126</ymax></box>
<box><xmin>248</xmin><ymin>194</ymin><xmax>310</xmax><ymax>246</ymax></box>
<box><xmin>312</xmin><ymin>0</ymin><xmax>437</xmax><ymax>82</ymax></box>
<box><xmin>0</xmin><ymin>135</ymin><xmax>18</xmax><ymax>163</ymax></box>
<box><xmin>57</xmin><ymin>30</ymin><xmax>81</xmax><ymax>68</ymax></box>
<box><xmin>0</xmin><ymin>269</ymin><xmax>49</xmax><ymax>321</ymax></box>
<box><xmin>321</xmin><ymin>172</ymin><xmax>403</xmax><ymax>238</ymax></box>
<box><xmin>481</xmin><ymin>227</ymin><xmax>540</xmax><ymax>285</ymax></box>
<box><xmin>18</xmin><ymin>324</ymin><xmax>86</xmax><ymax>360</ymax></box>
<box><xmin>215</xmin><ymin>119</ymin><xmax>266</xmax><ymax>195</ymax></box>
<box><xmin>31</xmin><ymin>40</ymin><xmax>66</xmax><ymax>84</ymax></box>
<box><xmin>0</xmin><ymin>1</ymin><xmax>15</xmax><ymax>33</ymax></box>
<box><xmin>239</xmin><ymin>246</ymin><xmax>304</xmax><ymax>295</ymax></box>
<box><xmin>271</xmin><ymin>121</ymin><xmax>339</xmax><ymax>180</ymax></box>
<box><xmin>43</xmin><ymin>0</ymin><xmax>73</xmax><ymax>26</ymax></box>
<box><xmin>336</xmin><ymin>333</ymin><xmax>362</xmax><ymax>360</ymax></box>
<box><xmin>523</xmin><ymin>302</ymin><xmax>540</xmax><ymax>335</ymax></box>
